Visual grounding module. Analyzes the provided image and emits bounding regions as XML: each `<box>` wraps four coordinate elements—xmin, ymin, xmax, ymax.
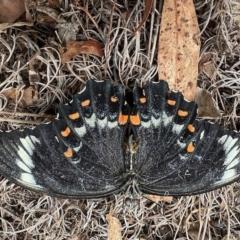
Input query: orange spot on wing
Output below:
<box><xmin>178</xmin><ymin>110</ymin><xmax>188</xmax><ymax>117</ymax></box>
<box><xmin>81</xmin><ymin>99</ymin><xmax>90</xmax><ymax>107</ymax></box>
<box><xmin>130</xmin><ymin>114</ymin><xmax>141</xmax><ymax>125</ymax></box>
<box><xmin>69</xmin><ymin>112</ymin><xmax>80</xmax><ymax>120</ymax></box>
<box><xmin>61</xmin><ymin>127</ymin><xmax>71</xmax><ymax>137</ymax></box>
<box><xmin>139</xmin><ymin>97</ymin><xmax>146</xmax><ymax>103</ymax></box>
<box><xmin>118</xmin><ymin>113</ymin><xmax>128</xmax><ymax>125</ymax></box>
<box><xmin>111</xmin><ymin>96</ymin><xmax>118</xmax><ymax>102</ymax></box>
<box><xmin>187</xmin><ymin>143</ymin><xmax>195</xmax><ymax>153</ymax></box>
<box><xmin>64</xmin><ymin>148</ymin><xmax>73</xmax><ymax>158</ymax></box>
<box><xmin>187</xmin><ymin>124</ymin><xmax>195</xmax><ymax>133</ymax></box>
<box><xmin>167</xmin><ymin>99</ymin><xmax>176</xmax><ymax>106</ymax></box>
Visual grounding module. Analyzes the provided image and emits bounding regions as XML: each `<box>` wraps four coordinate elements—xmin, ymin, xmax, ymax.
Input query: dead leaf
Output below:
<box><xmin>0</xmin><ymin>0</ymin><xmax>26</xmax><ymax>23</ymax></box>
<box><xmin>0</xmin><ymin>22</ymin><xmax>33</xmax><ymax>33</ymax></box>
<box><xmin>48</xmin><ymin>0</ymin><xmax>61</xmax><ymax>9</ymax></box>
<box><xmin>147</xmin><ymin>195</ymin><xmax>173</xmax><ymax>203</ymax></box>
<box><xmin>198</xmin><ymin>53</ymin><xmax>213</xmax><ymax>74</ymax></box>
<box><xmin>203</xmin><ymin>62</ymin><xmax>217</xmax><ymax>80</ymax></box>
<box><xmin>56</xmin><ymin>21</ymin><xmax>79</xmax><ymax>44</ymax></box>
<box><xmin>195</xmin><ymin>87</ymin><xmax>221</xmax><ymax>118</ymax></box>
<box><xmin>106</xmin><ymin>208</ymin><xmax>122</xmax><ymax>240</ymax></box>
<box><xmin>134</xmin><ymin>0</ymin><xmax>153</xmax><ymax>34</ymax></box>
<box><xmin>61</xmin><ymin>40</ymin><xmax>104</xmax><ymax>64</ymax></box>
<box><xmin>2</xmin><ymin>86</ymin><xmax>38</xmax><ymax>108</ymax></box>
<box><xmin>158</xmin><ymin>0</ymin><xmax>200</xmax><ymax>101</ymax></box>
<box><xmin>35</xmin><ymin>6</ymin><xmax>64</xmax><ymax>22</ymax></box>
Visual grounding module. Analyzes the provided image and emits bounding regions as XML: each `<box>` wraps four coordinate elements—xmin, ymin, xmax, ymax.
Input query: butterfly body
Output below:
<box><xmin>0</xmin><ymin>79</ymin><xmax>240</xmax><ymax>198</ymax></box>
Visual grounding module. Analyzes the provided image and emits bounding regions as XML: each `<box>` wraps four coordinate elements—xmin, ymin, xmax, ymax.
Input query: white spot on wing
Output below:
<box><xmin>219</xmin><ymin>169</ymin><xmax>236</xmax><ymax>181</ymax></box>
<box><xmin>75</xmin><ymin>125</ymin><xmax>87</xmax><ymax>137</ymax></box>
<box><xmin>177</xmin><ymin>139</ymin><xmax>186</xmax><ymax>149</ymax></box>
<box><xmin>78</xmin><ymin>86</ymin><xmax>86</xmax><ymax>94</ymax></box>
<box><xmin>20</xmin><ymin>173</ymin><xmax>36</xmax><ymax>184</ymax></box>
<box><xmin>16</xmin><ymin>159</ymin><xmax>31</xmax><ymax>173</ymax></box>
<box><xmin>218</xmin><ymin>135</ymin><xmax>228</xmax><ymax>145</ymax></box>
<box><xmin>179</xmin><ymin>154</ymin><xmax>186</xmax><ymax>160</ymax></box>
<box><xmin>224</xmin><ymin>146</ymin><xmax>240</xmax><ymax>166</ymax></box>
<box><xmin>85</xmin><ymin>113</ymin><xmax>96</xmax><ymax>128</ymax></box>
<box><xmin>162</xmin><ymin>111</ymin><xmax>173</xmax><ymax>127</ymax></box>
<box><xmin>217</xmin><ymin>135</ymin><xmax>240</xmax><ymax>182</ymax></box>
<box><xmin>172</xmin><ymin>123</ymin><xmax>184</xmax><ymax>134</ymax></box>
<box><xmin>98</xmin><ymin>117</ymin><xmax>107</xmax><ymax>129</ymax></box>
<box><xmin>151</xmin><ymin>116</ymin><xmax>160</xmax><ymax>128</ymax></box>
<box><xmin>17</xmin><ymin>147</ymin><xmax>35</xmax><ymax>169</ymax></box>
<box><xmin>73</xmin><ymin>142</ymin><xmax>82</xmax><ymax>152</ymax></box>
<box><xmin>200</xmin><ymin>131</ymin><xmax>205</xmax><ymax>139</ymax></box>
<box><xmin>29</xmin><ymin>135</ymin><xmax>40</xmax><ymax>144</ymax></box>
<box><xmin>141</xmin><ymin>120</ymin><xmax>151</xmax><ymax>128</ymax></box>
<box><xmin>226</xmin><ymin>157</ymin><xmax>239</xmax><ymax>170</ymax></box>
<box><xmin>20</xmin><ymin>136</ymin><xmax>39</xmax><ymax>156</ymax></box>
<box><xmin>107</xmin><ymin>121</ymin><xmax>118</xmax><ymax>129</ymax></box>
<box><xmin>224</xmin><ymin>137</ymin><xmax>238</xmax><ymax>153</ymax></box>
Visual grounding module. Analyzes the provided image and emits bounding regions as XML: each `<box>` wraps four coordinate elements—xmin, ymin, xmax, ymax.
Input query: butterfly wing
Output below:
<box><xmin>132</xmin><ymin>80</ymin><xmax>240</xmax><ymax>195</ymax></box>
<box><xmin>0</xmin><ymin>80</ymin><xmax>128</xmax><ymax>198</ymax></box>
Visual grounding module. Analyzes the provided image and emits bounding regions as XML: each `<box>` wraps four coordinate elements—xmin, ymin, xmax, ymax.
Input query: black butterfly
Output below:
<box><xmin>0</xmin><ymin>79</ymin><xmax>239</xmax><ymax>198</ymax></box>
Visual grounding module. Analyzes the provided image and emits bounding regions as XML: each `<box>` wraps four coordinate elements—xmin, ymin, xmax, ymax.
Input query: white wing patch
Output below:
<box><xmin>225</xmin><ymin>146</ymin><xmax>240</xmax><ymax>167</ymax></box>
<box><xmin>177</xmin><ymin>139</ymin><xmax>186</xmax><ymax>149</ymax></box>
<box><xmin>162</xmin><ymin>112</ymin><xmax>173</xmax><ymax>127</ymax></box>
<box><xmin>20</xmin><ymin>173</ymin><xmax>36</xmax><ymax>184</ymax></box>
<box><xmin>16</xmin><ymin>159</ymin><xmax>31</xmax><ymax>173</ymax></box>
<box><xmin>151</xmin><ymin>116</ymin><xmax>160</xmax><ymax>128</ymax></box>
<box><xmin>172</xmin><ymin>123</ymin><xmax>184</xmax><ymax>134</ymax></box>
<box><xmin>75</xmin><ymin>125</ymin><xmax>87</xmax><ymax>137</ymax></box>
<box><xmin>73</xmin><ymin>142</ymin><xmax>82</xmax><ymax>152</ymax></box>
<box><xmin>141</xmin><ymin>120</ymin><xmax>151</xmax><ymax>128</ymax></box>
<box><xmin>20</xmin><ymin>136</ymin><xmax>40</xmax><ymax>156</ymax></box>
<box><xmin>217</xmin><ymin>135</ymin><xmax>240</xmax><ymax>182</ymax></box>
<box><xmin>217</xmin><ymin>169</ymin><xmax>236</xmax><ymax>182</ymax></box>
<box><xmin>107</xmin><ymin>121</ymin><xmax>118</xmax><ymax>129</ymax></box>
<box><xmin>85</xmin><ymin>113</ymin><xmax>96</xmax><ymax>128</ymax></box>
<box><xmin>17</xmin><ymin>146</ymin><xmax>35</xmax><ymax>169</ymax></box>
<box><xmin>98</xmin><ymin>117</ymin><xmax>107</xmax><ymax>129</ymax></box>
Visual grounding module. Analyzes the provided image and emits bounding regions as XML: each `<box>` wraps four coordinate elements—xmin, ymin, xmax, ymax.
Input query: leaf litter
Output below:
<box><xmin>0</xmin><ymin>0</ymin><xmax>240</xmax><ymax>239</ymax></box>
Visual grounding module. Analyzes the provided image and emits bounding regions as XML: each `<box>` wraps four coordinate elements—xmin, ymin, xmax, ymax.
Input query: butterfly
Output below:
<box><xmin>0</xmin><ymin>79</ymin><xmax>239</xmax><ymax>198</ymax></box>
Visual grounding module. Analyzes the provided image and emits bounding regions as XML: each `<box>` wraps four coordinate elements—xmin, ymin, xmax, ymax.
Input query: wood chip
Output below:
<box><xmin>147</xmin><ymin>195</ymin><xmax>173</xmax><ymax>203</ymax></box>
<box><xmin>106</xmin><ymin>208</ymin><xmax>122</xmax><ymax>240</ymax></box>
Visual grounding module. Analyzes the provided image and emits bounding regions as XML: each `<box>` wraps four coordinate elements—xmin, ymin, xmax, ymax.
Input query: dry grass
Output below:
<box><xmin>1</xmin><ymin>0</ymin><xmax>240</xmax><ymax>239</ymax></box>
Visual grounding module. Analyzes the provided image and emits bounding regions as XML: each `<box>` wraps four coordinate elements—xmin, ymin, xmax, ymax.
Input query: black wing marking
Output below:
<box><xmin>0</xmin><ymin>80</ymin><xmax>128</xmax><ymax>198</ymax></box>
<box><xmin>133</xmin><ymin>80</ymin><xmax>240</xmax><ymax>195</ymax></box>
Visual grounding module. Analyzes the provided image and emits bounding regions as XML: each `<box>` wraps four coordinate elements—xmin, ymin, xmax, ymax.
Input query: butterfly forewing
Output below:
<box><xmin>0</xmin><ymin>80</ymin><xmax>128</xmax><ymax>198</ymax></box>
<box><xmin>0</xmin><ymin>79</ymin><xmax>240</xmax><ymax>198</ymax></box>
<box><xmin>132</xmin><ymin>81</ymin><xmax>240</xmax><ymax>195</ymax></box>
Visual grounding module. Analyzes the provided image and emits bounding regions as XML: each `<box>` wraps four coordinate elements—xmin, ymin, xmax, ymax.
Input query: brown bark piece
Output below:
<box><xmin>158</xmin><ymin>0</ymin><xmax>200</xmax><ymax>101</ymax></box>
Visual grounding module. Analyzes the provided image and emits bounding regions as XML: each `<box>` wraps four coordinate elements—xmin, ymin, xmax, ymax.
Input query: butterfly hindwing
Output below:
<box><xmin>1</xmin><ymin>79</ymin><xmax>240</xmax><ymax>198</ymax></box>
<box><xmin>133</xmin><ymin>81</ymin><xmax>240</xmax><ymax>195</ymax></box>
<box><xmin>0</xmin><ymin>80</ymin><xmax>128</xmax><ymax>198</ymax></box>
